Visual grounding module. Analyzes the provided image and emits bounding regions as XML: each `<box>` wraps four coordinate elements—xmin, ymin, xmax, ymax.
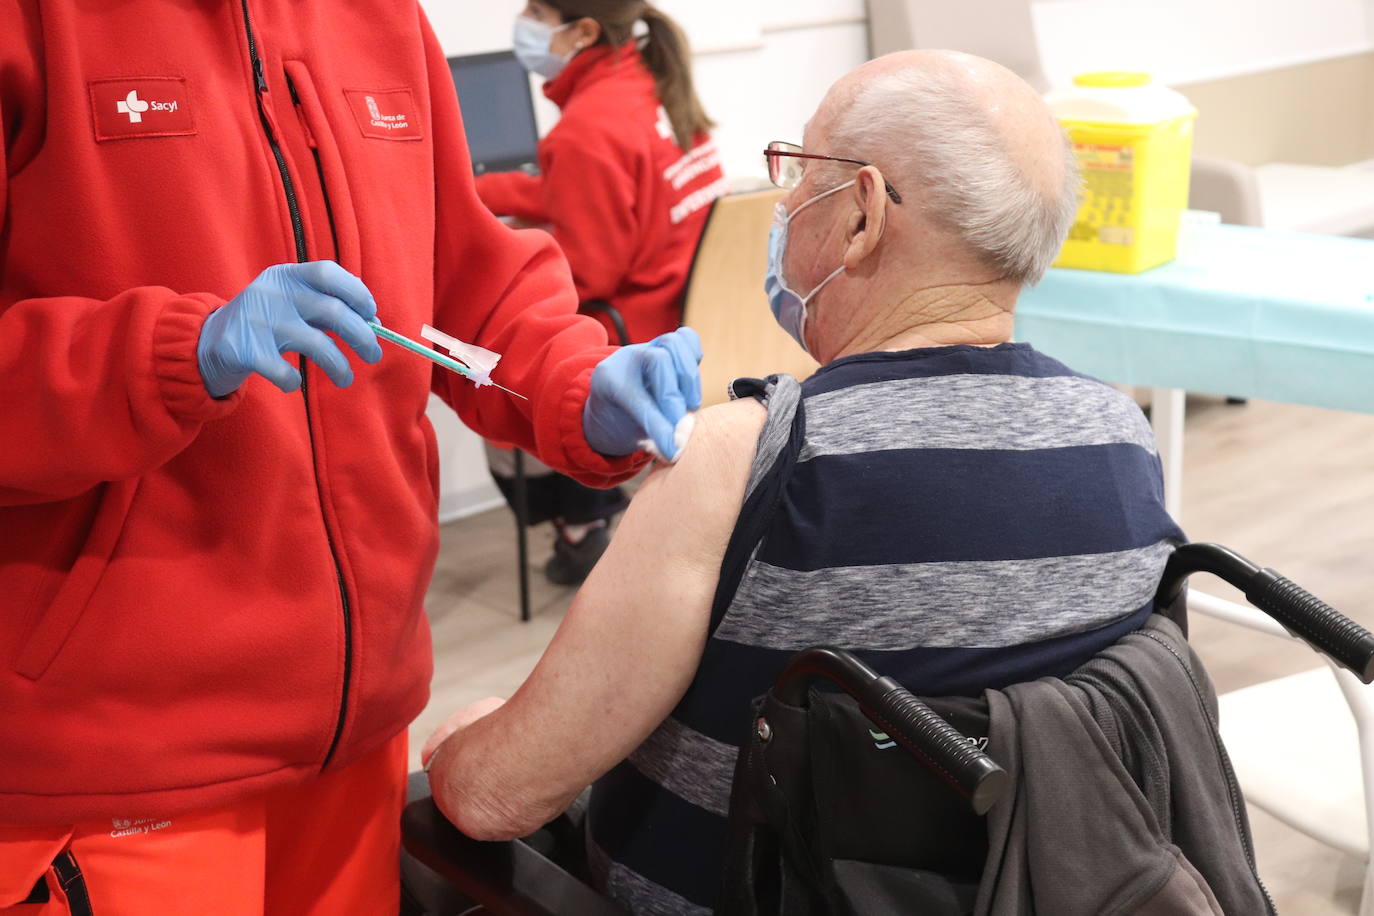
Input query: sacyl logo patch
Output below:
<box><xmin>90</xmin><ymin>78</ymin><xmax>196</xmax><ymax>141</ymax></box>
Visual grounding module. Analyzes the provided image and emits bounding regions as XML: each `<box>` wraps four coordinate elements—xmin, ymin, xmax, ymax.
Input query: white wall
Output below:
<box><xmin>1030</xmin><ymin>0</ymin><xmax>1374</xmax><ymax>88</ymax></box>
<box><xmin>418</xmin><ymin>0</ymin><xmax>871</xmax><ymax>519</ymax></box>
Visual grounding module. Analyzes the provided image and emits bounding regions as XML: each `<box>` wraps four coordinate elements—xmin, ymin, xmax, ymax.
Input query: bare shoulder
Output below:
<box><xmin>610</xmin><ymin>399</ymin><xmax>768</xmax><ymax>570</ymax></box>
<box><xmin>687</xmin><ymin>398</ymin><xmax>769</xmax><ymax>457</ymax></box>
<box><xmin>649</xmin><ymin>398</ymin><xmax>767</xmax><ymax>492</ymax></box>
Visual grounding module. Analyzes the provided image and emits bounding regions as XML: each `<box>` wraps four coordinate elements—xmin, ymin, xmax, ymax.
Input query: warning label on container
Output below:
<box><xmin>1069</xmin><ymin>143</ymin><xmax>1136</xmax><ymax>246</ymax></box>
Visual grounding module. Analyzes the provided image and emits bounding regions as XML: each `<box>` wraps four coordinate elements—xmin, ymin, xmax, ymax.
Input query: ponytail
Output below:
<box><xmin>638</xmin><ymin>6</ymin><xmax>716</xmax><ymax>151</ymax></box>
<box><xmin>544</xmin><ymin>0</ymin><xmax>715</xmax><ymax>151</ymax></box>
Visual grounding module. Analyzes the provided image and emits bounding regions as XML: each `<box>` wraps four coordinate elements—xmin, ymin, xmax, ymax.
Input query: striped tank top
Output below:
<box><xmin>586</xmin><ymin>343</ymin><xmax>1186</xmax><ymax>914</ymax></box>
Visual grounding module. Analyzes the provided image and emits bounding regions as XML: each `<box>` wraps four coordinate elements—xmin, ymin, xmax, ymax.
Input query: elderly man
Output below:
<box><xmin>424</xmin><ymin>50</ymin><xmax>1184</xmax><ymax>914</ymax></box>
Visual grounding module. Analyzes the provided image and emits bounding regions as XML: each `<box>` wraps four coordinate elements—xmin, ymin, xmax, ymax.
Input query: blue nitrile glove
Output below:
<box><xmin>583</xmin><ymin>327</ymin><xmax>704</xmax><ymax>460</ymax></box>
<box><xmin>197</xmin><ymin>261</ymin><xmax>384</xmax><ymax>398</ymax></box>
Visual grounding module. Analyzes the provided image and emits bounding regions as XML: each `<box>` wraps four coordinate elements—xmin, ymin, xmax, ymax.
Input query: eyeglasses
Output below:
<box><xmin>763</xmin><ymin>141</ymin><xmax>903</xmax><ymax>204</ymax></box>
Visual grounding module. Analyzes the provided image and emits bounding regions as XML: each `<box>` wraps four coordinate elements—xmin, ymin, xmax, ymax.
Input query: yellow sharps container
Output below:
<box><xmin>1046</xmin><ymin>73</ymin><xmax>1197</xmax><ymax>273</ymax></box>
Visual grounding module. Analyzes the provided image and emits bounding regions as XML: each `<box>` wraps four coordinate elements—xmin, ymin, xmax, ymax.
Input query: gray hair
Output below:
<box><xmin>830</xmin><ymin>67</ymin><xmax>1081</xmax><ymax>286</ymax></box>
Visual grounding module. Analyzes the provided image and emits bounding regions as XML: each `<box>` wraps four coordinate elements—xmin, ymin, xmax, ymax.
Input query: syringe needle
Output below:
<box><xmin>490</xmin><ymin>382</ymin><xmax>530</xmax><ymax>401</ymax></box>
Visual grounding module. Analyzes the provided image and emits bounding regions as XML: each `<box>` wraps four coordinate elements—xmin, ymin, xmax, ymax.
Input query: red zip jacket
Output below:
<box><xmin>475</xmin><ymin>46</ymin><xmax>727</xmax><ymax>345</ymax></box>
<box><xmin>0</xmin><ymin>0</ymin><xmax>646</xmax><ymax>825</ymax></box>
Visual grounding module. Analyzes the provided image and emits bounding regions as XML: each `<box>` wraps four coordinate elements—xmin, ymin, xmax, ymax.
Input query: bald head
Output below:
<box><xmin>811</xmin><ymin>50</ymin><xmax>1080</xmax><ymax>285</ymax></box>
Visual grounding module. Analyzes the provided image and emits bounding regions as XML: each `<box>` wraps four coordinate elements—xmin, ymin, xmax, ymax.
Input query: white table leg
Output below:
<box><xmin>1151</xmin><ymin>387</ymin><xmax>1186</xmax><ymax>521</ymax></box>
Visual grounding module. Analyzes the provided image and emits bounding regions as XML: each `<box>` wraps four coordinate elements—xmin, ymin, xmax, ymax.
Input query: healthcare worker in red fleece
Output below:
<box><xmin>0</xmin><ymin>1</ymin><xmax>700</xmax><ymax>913</ymax></box>
<box><xmin>477</xmin><ymin>0</ymin><xmax>727</xmax><ymax>586</ymax></box>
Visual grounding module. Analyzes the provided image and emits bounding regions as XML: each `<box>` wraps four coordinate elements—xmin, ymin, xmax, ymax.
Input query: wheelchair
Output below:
<box><xmin>401</xmin><ymin>543</ymin><xmax>1374</xmax><ymax>915</ymax></box>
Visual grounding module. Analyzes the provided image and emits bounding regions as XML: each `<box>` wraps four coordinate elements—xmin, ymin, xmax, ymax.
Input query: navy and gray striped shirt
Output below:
<box><xmin>587</xmin><ymin>343</ymin><xmax>1185</xmax><ymax>914</ymax></box>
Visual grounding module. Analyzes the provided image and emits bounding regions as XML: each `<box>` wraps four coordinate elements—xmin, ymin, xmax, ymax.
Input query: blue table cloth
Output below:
<box><xmin>1016</xmin><ymin>225</ymin><xmax>1374</xmax><ymax>415</ymax></box>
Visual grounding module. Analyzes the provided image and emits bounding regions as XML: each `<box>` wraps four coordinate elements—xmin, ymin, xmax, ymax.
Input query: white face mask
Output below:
<box><xmin>763</xmin><ymin>180</ymin><xmax>856</xmax><ymax>356</ymax></box>
<box><xmin>512</xmin><ymin>16</ymin><xmax>576</xmax><ymax>81</ymax></box>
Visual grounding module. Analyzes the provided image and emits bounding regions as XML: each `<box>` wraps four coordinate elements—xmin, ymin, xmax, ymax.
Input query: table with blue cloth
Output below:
<box><xmin>1015</xmin><ymin>225</ymin><xmax>1374</xmax><ymax>518</ymax></box>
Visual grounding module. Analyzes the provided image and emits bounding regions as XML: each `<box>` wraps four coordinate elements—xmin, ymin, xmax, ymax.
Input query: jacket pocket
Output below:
<box><xmin>14</xmin><ymin>479</ymin><xmax>139</xmax><ymax>681</ymax></box>
<box><xmin>282</xmin><ymin>61</ymin><xmax>363</xmax><ymax>274</ymax></box>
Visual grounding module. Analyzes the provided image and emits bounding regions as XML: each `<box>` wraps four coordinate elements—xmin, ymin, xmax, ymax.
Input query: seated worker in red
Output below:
<box><xmin>0</xmin><ymin>1</ymin><xmax>700</xmax><ymax>913</ymax></box>
<box><xmin>477</xmin><ymin>0</ymin><xmax>728</xmax><ymax>585</ymax></box>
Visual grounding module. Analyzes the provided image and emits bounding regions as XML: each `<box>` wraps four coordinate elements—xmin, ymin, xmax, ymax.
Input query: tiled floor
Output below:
<box><xmin>413</xmin><ymin>395</ymin><xmax>1374</xmax><ymax>913</ymax></box>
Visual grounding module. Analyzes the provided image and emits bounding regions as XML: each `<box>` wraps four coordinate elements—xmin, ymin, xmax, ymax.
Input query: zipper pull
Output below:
<box><xmin>252</xmin><ymin>57</ymin><xmax>268</xmax><ymax>93</ymax></box>
<box><xmin>285</xmin><ymin>74</ymin><xmax>318</xmax><ymax>149</ymax></box>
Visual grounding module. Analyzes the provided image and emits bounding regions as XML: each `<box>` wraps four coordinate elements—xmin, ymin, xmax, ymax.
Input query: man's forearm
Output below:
<box><xmin>428</xmin><ymin>704</ymin><xmax>578</xmax><ymax>841</ymax></box>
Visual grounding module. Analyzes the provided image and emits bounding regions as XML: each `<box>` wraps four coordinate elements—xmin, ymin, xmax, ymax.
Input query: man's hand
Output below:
<box><xmin>421</xmin><ymin>696</ymin><xmax>507</xmax><ymax>770</ymax></box>
<box><xmin>583</xmin><ymin>327</ymin><xmax>703</xmax><ymax>460</ymax></box>
<box><xmin>197</xmin><ymin>261</ymin><xmax>384</xmax><ymax>398</ymax></box>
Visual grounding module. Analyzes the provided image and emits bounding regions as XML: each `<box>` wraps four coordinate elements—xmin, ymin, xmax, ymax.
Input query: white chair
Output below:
<box><xmin>1191</xmin><ymin>589</ymin><xmax>1374</xmax><ymax>914</ymax></box>
<box><xmin>1190</xmin><ymin>155</ymin><xmax>1264</xmax><ymax>228</ymax></box>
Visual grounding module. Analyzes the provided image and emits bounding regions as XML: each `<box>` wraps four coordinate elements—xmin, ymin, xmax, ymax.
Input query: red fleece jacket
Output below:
<box><xmin>475</xmin><ymin>46</ymin><xmax>727</xmax><ymax>345</ymax></box>
<box><xmin>0</xmin><ymin>0</ymin><xmax>645</xmax><ymax>824</ymax></box>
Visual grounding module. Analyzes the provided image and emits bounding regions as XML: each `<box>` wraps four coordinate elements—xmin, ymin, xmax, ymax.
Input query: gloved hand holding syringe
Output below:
<box><xmin>196</xmin><ymin>261</ymin><xmax>527</xmax><ymax>402</ymax></box>
<box><xmin>196</xmin><ymin>261</ymin><xmax>698</xmax><ymax>460</ymax></box>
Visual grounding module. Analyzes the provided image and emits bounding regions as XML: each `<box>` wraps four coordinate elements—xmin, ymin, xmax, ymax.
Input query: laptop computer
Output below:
<box><xmin>448</xmin><ymin>50</ymin><xmax>541</xmax><ymax>176</ymax></box>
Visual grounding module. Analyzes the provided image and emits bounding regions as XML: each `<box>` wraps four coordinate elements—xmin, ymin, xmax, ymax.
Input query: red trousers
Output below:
<box><xmin>0</xmin><ymin>734</ymin><xmax>407</xmax><ymax>915</ymax></box>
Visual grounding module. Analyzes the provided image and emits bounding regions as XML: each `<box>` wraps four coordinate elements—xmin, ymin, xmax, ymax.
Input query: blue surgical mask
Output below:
<box><xmin>764</xmin><ymin>181</ymin><xmax>856</xmax><ymax>355</ymax></box>
<box><xmin>512</xmin><ymin>16</ymin><xmax>575</xmax><ymax>81</ymax></box>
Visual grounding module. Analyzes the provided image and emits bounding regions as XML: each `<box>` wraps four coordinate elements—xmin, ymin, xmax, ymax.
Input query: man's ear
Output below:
<box><xmin>570</xmin><ymin>17</ymin><xmax>602</xmax><ymax>52</ymax></box>
<box><xmin>843</xmin><ymin>165</ymin><xmax>888</xmax><ymax>271</ymax></box>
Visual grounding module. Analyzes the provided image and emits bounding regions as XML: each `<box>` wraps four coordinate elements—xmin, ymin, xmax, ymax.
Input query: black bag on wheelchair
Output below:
<box><xmin>721</xmin><ymin>684</ymin><xmax>989</xmax><ymax>916</ymax></box>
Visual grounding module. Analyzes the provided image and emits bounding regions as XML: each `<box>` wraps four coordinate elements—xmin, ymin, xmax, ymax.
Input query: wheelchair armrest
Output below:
<box><xmin>402</xmin><ymin>785</ymin><xmax>625</xmax><ymax>916</ymax></box>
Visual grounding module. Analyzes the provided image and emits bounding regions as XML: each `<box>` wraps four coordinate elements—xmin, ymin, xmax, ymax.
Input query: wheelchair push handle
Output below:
<box><xmin>774</xmin><ymin>648</ymin><xmax>1008</xmax><ymax>815</ymax></box>
<box><xmin>1246</xmin><ymin>570</ymin><xmax>1374</xmax><ymax>683</ymax></box>
<box><xmin>1157</xmin><ymin>543</ymin><xmax>1374</xmax><ymax>684</ymax></box>
<box><xmin>866</xmin><ymin>677</ymin><xmax>1009</xmax><ymax>815</ymax></box>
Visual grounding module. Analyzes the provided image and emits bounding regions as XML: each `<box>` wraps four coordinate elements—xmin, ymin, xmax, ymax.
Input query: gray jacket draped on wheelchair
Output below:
<box><xmin>976</xmin><ymin>614</ymin><xmax>1270</xmax><ymax>914</ymax></box>
<box><xmin>722</xmin><ymin>614</ymin><xmax>1274</xmax><ymax>916</ymax></box>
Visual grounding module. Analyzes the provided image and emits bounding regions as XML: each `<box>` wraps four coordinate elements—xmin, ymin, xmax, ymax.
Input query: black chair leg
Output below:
<box><xmin>513</xmin><ymin>450</ymin><xmax>532</xmax><ymax>624</ymax></box>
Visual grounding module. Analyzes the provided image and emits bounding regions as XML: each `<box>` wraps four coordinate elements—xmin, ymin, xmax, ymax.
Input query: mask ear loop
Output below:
<box><xmin>799</xmin><ymin>170</ymin><xmax>890</xmax><ymax>299</ymax></box>
<box><xmin>784</xmin><ymin>178</ymin><xmax>857</xmax><ymax>225</ymax></box>
<box><xmin>559</xmin><ymin>22</ymin><xmax>585</xmax><ymax>59</ymax></box>
<box><xmin>785</xmin><ymin>177</ymin><xmax>857</xmax><ymax>354</ymax></box>
<box><xmin>782</xmin><ymin>179</ymin><xmax>859</xmax><ymax>348</ymax></box>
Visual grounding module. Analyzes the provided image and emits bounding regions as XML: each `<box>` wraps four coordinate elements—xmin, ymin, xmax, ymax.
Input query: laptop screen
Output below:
<box><xmin>448</xmin><ymin>51</ymin><xmax>541</xmax><ymax>176</ymax></box>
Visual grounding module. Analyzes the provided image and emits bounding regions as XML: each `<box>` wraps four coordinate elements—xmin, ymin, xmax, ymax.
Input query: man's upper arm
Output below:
<box><xmin>432</xmin><ymin>397</ymin><xmax>767</xmax><ymax>838</ymax></box>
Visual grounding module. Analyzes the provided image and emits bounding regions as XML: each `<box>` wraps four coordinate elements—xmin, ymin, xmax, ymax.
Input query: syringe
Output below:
<box><xmin>368</xmin><ymin>321</ymin><xmax>528</xmax><ymax>400</ymax></box>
